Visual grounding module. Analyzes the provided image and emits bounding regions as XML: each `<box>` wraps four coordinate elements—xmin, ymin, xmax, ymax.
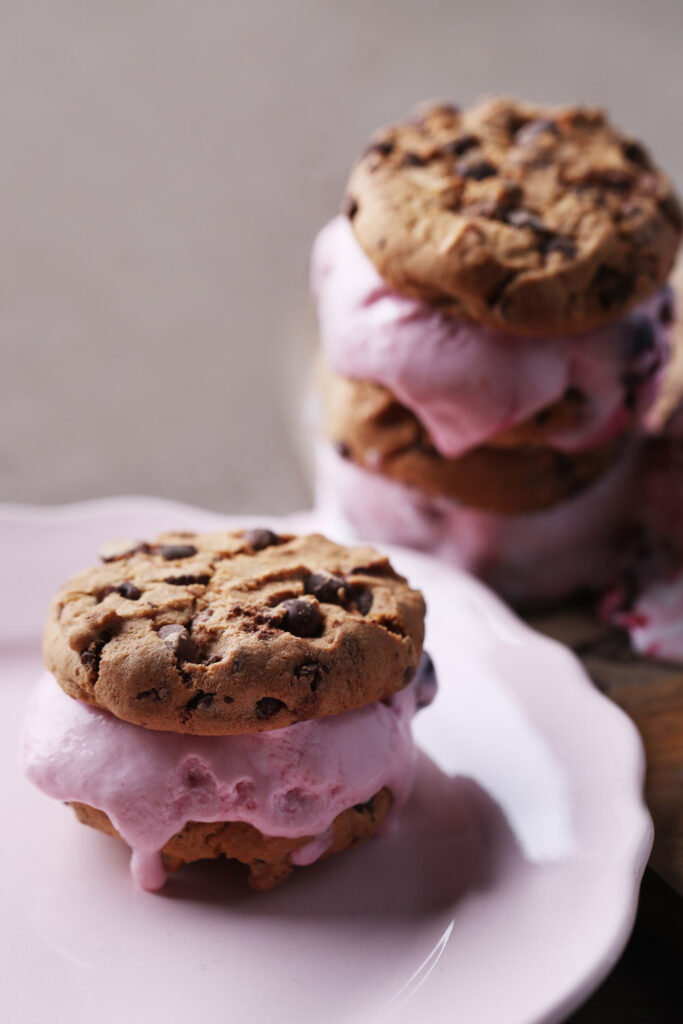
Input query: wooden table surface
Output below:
<box><xmin>527</xmin><ymin>604</ymin><xmax>683</xmax><ymax>1021</ymax></box>
<box><xmin>528</xmin><ymin>604</ymin><xmax>683</xmax><ymax>896</ymax></box>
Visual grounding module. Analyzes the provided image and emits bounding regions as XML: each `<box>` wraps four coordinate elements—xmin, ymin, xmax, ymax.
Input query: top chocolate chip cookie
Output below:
<box><xmin>43</xmin><ymin>529</ymin><xmax>425</xmax><ymax>735</ymax></box>
<box><xmin>346</xmin><ymin>97</ymin><xmax>682</xmax><ymax>334</ymax></box>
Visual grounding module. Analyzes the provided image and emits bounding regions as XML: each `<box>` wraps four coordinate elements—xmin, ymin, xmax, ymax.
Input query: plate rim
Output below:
<box><xmin>1</xmin><ymin>495</ymin><xmax>654</xmax><ymax>1024</ymax></box>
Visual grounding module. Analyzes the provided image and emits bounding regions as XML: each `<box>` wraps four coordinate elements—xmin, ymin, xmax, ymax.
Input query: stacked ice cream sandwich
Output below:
<box><xmin>23</xmin><ymin>528</ymin><xmax>434</xmax><ymax>890</ymax></box>
<box><xmin>312</xmin><ymin>98</ymin><xmax>681</xmax><ymax>605</ymax></box>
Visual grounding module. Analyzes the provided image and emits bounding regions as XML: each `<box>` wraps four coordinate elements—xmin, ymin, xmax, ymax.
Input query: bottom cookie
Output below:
<box><xmin>321</xmin><ymin>368</ymin><xmax>628</xmax><ymax>513</ymax></box>
<box><xmin>70</xmin><ymin>787</ymin><xmax>392</xmax><ymax>891</ymax></box>
<box><xmin>315</xmin><ymin>441</ymin><xmax>639</xmax><ymax>607</ymax></box>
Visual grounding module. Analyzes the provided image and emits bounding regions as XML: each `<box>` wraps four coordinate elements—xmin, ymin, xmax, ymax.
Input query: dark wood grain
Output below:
<box><xmin>527</xmin><ymin>603</ymin><xmax>683</xmax><ymax>895</ymax></box>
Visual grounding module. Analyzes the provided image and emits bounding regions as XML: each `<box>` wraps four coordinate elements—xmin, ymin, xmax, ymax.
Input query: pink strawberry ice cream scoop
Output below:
<box><xmin>22</xmin><ymin>659</ymin><xmax>436</xmax><ymax>892</ymax></box>
<box><xmin>312</xmin><ymin>216</ymin><xmax>672</xmax><ymax>458</ymax></box>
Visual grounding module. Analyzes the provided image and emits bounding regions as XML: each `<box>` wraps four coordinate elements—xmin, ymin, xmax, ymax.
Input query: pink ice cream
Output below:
<box><xmin>607</xmin><ymin>574</ymin><xmax>683</xmax><ymax>661</ymax></box>
<box><xmin>23</xmin><ymin>663</ymin><xmax>436</xmax><ymax>892</ymax></box>
<box><xmin>312</xmin><ymin>216</ymin><xmax>672</xmax><ymax>458</ymax></box>
<box><xmin>601</xmin><ymin>429</ymin><xmax>683</xmax><ymax>660</ymax></box>
<box><xmin>316</xmin><ymin>442</ymin><xmax>639</xmax><ymax>606</ymax></box>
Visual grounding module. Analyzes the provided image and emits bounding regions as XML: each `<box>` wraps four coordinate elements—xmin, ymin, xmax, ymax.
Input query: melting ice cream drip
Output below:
<box><xmin>23</xmin><ymin>653</ymin><xmax>437</xmax><ymax>891</ymax></box>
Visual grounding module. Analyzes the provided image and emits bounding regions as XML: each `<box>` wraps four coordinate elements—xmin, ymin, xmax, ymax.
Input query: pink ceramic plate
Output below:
<box><xmin>0</xmin><ymin>498</ymin><xmax>652</xmax><ymax>1024</ymax></box>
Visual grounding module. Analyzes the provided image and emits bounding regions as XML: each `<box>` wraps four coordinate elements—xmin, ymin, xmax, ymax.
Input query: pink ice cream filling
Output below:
<box><xmin>23</xmin><ymin>662</ymin><xmax>436</xmax><ymax>892</ymax></box>
<box><xmin>316</xmin><ymin>441</ymin><xmax>640</xmax><ymax>607</ymax></box>
<box><xmin>312</xmin><ymin>216</ymin><xmax>672</xmax><ymax>458</ymax></box>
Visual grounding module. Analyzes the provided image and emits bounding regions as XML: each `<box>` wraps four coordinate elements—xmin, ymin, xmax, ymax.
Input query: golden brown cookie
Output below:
<box><xmin>44</xmin><ymin>531</ymin><xmax>425</xmax><ymax>735</ymax></box>
<box><xmin>71</xmin><ymin>788</ymin><xmax>392</xmax><ymax>890</ymax></box>
<box><xmin>346</xmin><ymin>97</ymin><xmax>682</xmax><ymax>335</ymax></box>
<box><xmin>323</xmin><ymin>369</ymin><xmax>625</xmax><ymax>514</ymax></box>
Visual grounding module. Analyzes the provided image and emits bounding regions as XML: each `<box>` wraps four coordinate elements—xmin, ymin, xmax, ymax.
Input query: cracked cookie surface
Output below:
<box><xmin>346</xmin><ymin>97</ymin><xmax>682</xmax><ymax>334</ymax></box>
<box><xmin>43</xmin><ymin>530</ymin><xmax>425</xmax><ymax>735</ymax></box>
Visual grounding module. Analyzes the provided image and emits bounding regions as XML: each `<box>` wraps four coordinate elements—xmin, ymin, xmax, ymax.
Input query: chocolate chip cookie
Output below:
<box><xmin>44</xmin><ymin>530</ymin><xmax>425</xmax><ymax>734</ymax></box>
<box><xmin>346</xmin><ymin>97</ymin><xmax>681</xmax><ymax>334</ymax></box>
<box><xmin>322</xmin><ymin>368</ymin><xmax>625</xmax><ymax>513</ymax></box>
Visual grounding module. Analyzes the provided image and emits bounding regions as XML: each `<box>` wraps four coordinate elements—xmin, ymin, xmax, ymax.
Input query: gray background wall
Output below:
<box><xmin>2</xmin><ymin>0</ymin><xmax>682</xmax><ymax>513</ymax></box>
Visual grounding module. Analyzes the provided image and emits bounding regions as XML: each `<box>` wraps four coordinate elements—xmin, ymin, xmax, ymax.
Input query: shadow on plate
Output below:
<box><xmin>161</xmin><ymin>751</ymin><xmax>524</xmax><ymax>921</ymax></box>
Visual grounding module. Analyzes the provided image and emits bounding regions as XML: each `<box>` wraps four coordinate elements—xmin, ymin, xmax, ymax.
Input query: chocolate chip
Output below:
<box><xmin>443</xmin><ymin>133</ymin><xmax>479</xmax><ymax>156</ymax></box>
<box><xmin>159</xmin><ymin>544</ymin><xmax>197</xmax><ymax>560</ymax></box>
<box><xmin>403</xmin><ymin>151</ymin><xmax>426</xmax><ymax>167</ymax></box>
<box><xmin>544</xmin><ymin>236</ymin><xmax>577</xmax><ymax>259</ymax></box>
<box><xmin>98</xmin><ymin>539</ymin><xmax>150</xmax><ymax>563</ymax></box>
<box><xmin>350</xmin><ymin>585</ymin><xmax>373</xmax><ymax>615</ymax></box>
<box><xmin>658</xmin><ymin>195</ymin><xmax>683</xmax><ymax>231</ymax></box>
<box><xmin>333</xmin><ymin>440</ymin><xmax>351</xmax><ymax>460</ymax></box>
<box><xmin>593</xmin><ymin>266</ymin><xmax>635</xmax><ymax>309</ymax></box>
<box><xmin>515</xmin><ymin>118</ymin><xmax>558</xmax><ymax>145</ymax></box>
<box><xmin>279</xmin><ymin>598</ymin><xmax>323</xmax><ymax>638</ymax></box>
<box><xmin>353</xmin><ymin>797</ymin><xmax>376</xmax><ymax>814</ymax></box>
<box><xmin>660</xmin><ymin>297</ymin><xmax>674</xmax><ymax>326</ymax></box>
<box><xmin>628</xmin><ymin>316</ymin><xmax>656</xmax><ymax>356</ymax></box>
<box><xmin>504</xmin><ymin>209</ymin><xmax>550</xmax><ymax>234</ymax></box>
<box><xmin>223</xmin><ymin>695</ymin><xmax>234</xmax><ymax>703</ymax></box>
<box><xmin>185</xmin><ymin>691</ymin><xmax>215</xmax><ymax>711</ymax></box>
<box><xmin>464</xmin><ymin>188</ymin><xmax>523</xmax><ymax>220</ymax></box>
<box><xmin>135</xmin><ymin>688</ymin><xmax>163</xmax><ymax>702</ymax></box>
<box><xmin>243</xmin><ymin>528</ymin><xmax>280</xmax><ymax>551</ymax></box>
<box><xmin>295</xmin><ymin>662</ymin><xmax>323</xmax><ymax>692</ymax></box>
<box><xmin>499</xmin><ymin>182</ymin><xmax>524</xmax><ymax>207</ymax></box>
<box><xmin>342</xmin><ymin>195</ymin><xmax>358</xmax><ymax>220</ymax></box>
<box><xmin>164</xmin><ymin>574</ymin><xmax>210</xmax><ymax>586</ymax></box>
<box><xmin>372</xmin><ymin>140</ymin><xmax>394</xmax><ymax>156</ymax></box>
<box><xmin>457</xmin><ymin>159</ymin><xmax>497</xmax><ymax>180</ymax></box>
<box><xmin>622</xmin><ymin>140</ymin><xmax>651</xmax><ymax>168</ymax></box>
<box><xmin>79</xmin><ymin>630</ymin><xmax>112</xmax><ymax>672</ymax></box>
<box><xmin>486</xmin><ymin>272</ymin><xmax>516</xmax><ymax>308</ymax></box>
<box><xmin>620</xmin><ymin>199</ymin><xmax>642</xmax><ymax>220</ymax></box>
<box><xmin>255</xmin><ymin>697</ymin><xmax>287</xmax><ymax>720</ymax></box>
<box><xmin>589</xmin><ymin>169</ymin><xmax>633</xmax><ymax>191</ymax></box>
<box><xmin>193</xmin><ymin>608</ymin><xmax>213</xmax><ymax>625</ymax></box>
<box><xmin>158</xmin><ymin>624</ymin><xmax>198</xmax><ymax>661</ymax></box>
<box><xmin>158</xmin><ymin>623</ymin><xmax>188</xmax><ymax>640</ymax></box>
<box><xmin>116</xmin><ymin>582</ymin><xmax>142</xmax><ymax>600</ymax></box>
<box><xmin>304</xmin><ymin>571</ymin><xmax>346</xmax><ymax>604</ymax></box>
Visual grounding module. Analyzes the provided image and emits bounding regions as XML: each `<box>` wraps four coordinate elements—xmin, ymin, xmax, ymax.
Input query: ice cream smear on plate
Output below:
<box><xmin>22</xmin><ymin>529</ymin><xmax>435</xmax><ymax>890</ymax></box>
